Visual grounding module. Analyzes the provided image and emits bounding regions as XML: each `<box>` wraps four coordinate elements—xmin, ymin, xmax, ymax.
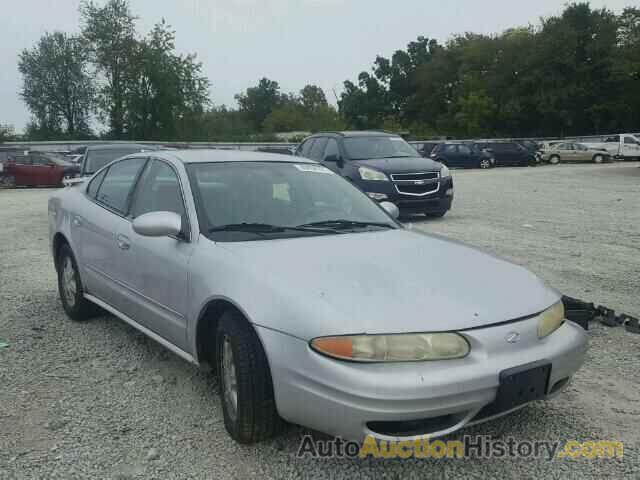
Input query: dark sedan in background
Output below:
<box><xmin>474</xmin><ymin>141</ymin><xmax>538</xmax><ymax>167</ymax></box>
<box><xmin>430</xmin><ymin>142</ymin><xmax>495</xmax><ymax>169</ymax></box>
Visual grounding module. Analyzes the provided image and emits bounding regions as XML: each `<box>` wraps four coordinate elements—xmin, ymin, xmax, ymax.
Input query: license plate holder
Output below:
<box><xmin>493</xmin><ymin>361</ymin><xmax>551</xmax><ymax>412</ymax></box>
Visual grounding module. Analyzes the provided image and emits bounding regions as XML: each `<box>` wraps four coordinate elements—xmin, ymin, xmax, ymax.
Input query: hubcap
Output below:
<box><xmin>480</xmin><ymin>160</ymin><xmax>490</xmax><ymax>168</ymax></box>
<box><xmin>61</xmin><ymin>257</ymin><xmax>77</xmax><ymax>306</ymax></box>
<box><xmin>221</xmin><ymin>336</ymin><xmax>238</xmax><ymax>420</ymax></box>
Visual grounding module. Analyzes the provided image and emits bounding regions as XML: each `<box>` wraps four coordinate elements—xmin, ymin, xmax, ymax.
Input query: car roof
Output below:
<box><xmin>311</xmin><ymin>131</ymin><xmax>398</xmax><ymax>138</ymax></box>
<box><xmin>86</xmin><ymin>143</ymin><xmax>156</xmax><ymax>151</ymax></box>
<box><xmin>129</xmin><ymin>149</ymin><xmax>317</xmax><ymax>165</ymax></box>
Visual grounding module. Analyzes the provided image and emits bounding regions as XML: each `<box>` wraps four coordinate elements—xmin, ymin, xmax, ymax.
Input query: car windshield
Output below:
<box><xmin>343</xmin><ymin>136</ymin><xmax>419</xmax><ymax>160</ymax></box>
<box><xmin>84</xmin><ymin>148</ymin><xmax>147</xmax><ymax>174</ymax></box>
<box><xmin>188</xmin><ymin>162</ymin><xmax>397</xmax><ymax>242</ymax></box>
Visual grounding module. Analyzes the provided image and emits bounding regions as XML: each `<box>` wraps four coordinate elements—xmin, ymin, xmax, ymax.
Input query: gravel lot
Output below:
<box><xmin>1</xmin><ymin>162</ymin><xmax>639</xmax><ymax>479</ymax></box>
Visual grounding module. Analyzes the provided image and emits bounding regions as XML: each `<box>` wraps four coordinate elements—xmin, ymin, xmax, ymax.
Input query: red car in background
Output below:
<box><xmin>1</xmin><ymin>153</ymin><xmax>75</xmax><ymax>187</ymax></box>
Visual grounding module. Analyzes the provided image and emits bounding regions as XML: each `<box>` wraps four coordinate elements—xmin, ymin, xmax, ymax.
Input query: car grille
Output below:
<box><xmin>390</xmin><ymin>172</ymin><xmax>440</xmax><ymax>196</ymax></box>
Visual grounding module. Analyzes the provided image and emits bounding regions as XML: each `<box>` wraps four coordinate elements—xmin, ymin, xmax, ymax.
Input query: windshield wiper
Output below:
<box><xmin>208</xmin><ymin>222</ymin><xmax>335</xmax><ymax>235</ymax></box>
<box><xmin>297</xmin><ymin>219</ymin><xmax>395</xmax><ymax>230</ymax></box>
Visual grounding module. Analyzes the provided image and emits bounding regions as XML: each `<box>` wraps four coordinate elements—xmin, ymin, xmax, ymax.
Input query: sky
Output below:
<box><xmin>0</xmin><ymin>0</ymin><xmax>633</xmax><ymax>132</ymax></box>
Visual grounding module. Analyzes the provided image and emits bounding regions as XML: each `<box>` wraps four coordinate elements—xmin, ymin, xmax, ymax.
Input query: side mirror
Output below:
<box><xmin>133</xmin><ymin>211</ymin><xmax>182</xmax><ymax>238</ymax></box>
<box><xmin>324</xmin><ymin>154</ymin><xmax>339</xmax><ymax>162</ymax></box>
<box><xmin>380</xmin><ymin>201</ymin><xmax>400</xmax><ymax>219</ymax></box>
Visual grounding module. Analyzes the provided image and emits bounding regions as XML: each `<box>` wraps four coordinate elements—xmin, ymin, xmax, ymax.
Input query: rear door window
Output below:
<box><xmin>458</xmin><ymin>145</ymin><xmax>472</xmax><ymax>155</ymax></box>
<box><xmin>444</xmin><ymin>144</ymin><xmax>457</xmax><ymax>154</ymax></box>
<box><xmin>95</xmin><ymin>158</ymin><xmax>147</xmax><ymax>215</ymax></box>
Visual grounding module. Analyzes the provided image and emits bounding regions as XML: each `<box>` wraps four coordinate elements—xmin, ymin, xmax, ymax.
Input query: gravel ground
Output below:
<box><xmin>1</xmin><ymin>162</ymin><xmax>639</xmax><ymax>479</ymax></box>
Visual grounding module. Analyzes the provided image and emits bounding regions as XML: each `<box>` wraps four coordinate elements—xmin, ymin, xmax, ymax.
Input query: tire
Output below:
<box><xmin>548</xmin><ymin>155</ymin><xmax>560</xmax><ymax>165</ymax></box>
<box><xmin>56</xmin><ymin>243</ymin><xmax>100</xmax><ymax>321</ymax></box>
<box><xmin>216</xmin><ymin>310</ymin><xmax>284</xmax><ymax>444</ymax></box>
<box><xmin>592</xmin><ymin>154</ymin><xmax>603</xmax><ymax>164</ymax></box>
<box><xmin>1</xmin><ymin>174</ymin><xmax>16</xmax><ymax>187</ymax></box>
<box><xmin>479</xmin><ymin>158</ymin><xmax>491</xmax><ymax>169</ymax></box>
<box><xmin>426</xmin><ymin>210</ymin><xmax>447</xmax><ymax>218</ymax></box>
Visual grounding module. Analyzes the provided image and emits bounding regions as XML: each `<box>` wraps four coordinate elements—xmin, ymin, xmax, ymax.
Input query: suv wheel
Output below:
<box><xmin>548</xmin><ymin>155</ymin><xmax>560</xmax><ymax>165</ymax></box>
<box><xmin>216</xmin><ymin>310</ymin><xmax>284</xmax><ymax>443</ymax></box>
<box><xmin>56</xmin><ymin>244</ymin><xmax>100</xmax><ymax>321</ymax></box>
<box><xmin>479</xmin><ymin>159</ymin><xmax>491</xmax><ymax>169</ymax></box>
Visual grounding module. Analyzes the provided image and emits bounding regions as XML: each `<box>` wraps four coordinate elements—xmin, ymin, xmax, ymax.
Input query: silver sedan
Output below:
<box><xmin>49</xmin><ymin>150</ymin><xmax>588</xmax><ymax>443</ymax></box>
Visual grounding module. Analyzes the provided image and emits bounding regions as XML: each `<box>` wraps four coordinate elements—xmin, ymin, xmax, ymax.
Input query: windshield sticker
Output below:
<box><xmin>294</xmin><ymin>164</ymin><xmax>334</xmax><ymax>174</ymax></box>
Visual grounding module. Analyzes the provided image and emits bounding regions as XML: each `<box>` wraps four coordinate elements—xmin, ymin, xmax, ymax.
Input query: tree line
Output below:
<box><xmin>11</xmin><ymin>1</ymin><xmax>640</xmax><ymax>142</ymax></box>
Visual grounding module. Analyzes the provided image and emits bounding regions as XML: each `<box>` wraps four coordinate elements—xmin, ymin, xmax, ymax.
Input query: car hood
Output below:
<box><xmin>352</xmin><ymin>156</ymin><xmax>442</xmax><ymax>173</ymax></box>
<box><xmin>220</xmin><ymin>229</ymin><xmax>559</xmax><ymax>339</ymax></box>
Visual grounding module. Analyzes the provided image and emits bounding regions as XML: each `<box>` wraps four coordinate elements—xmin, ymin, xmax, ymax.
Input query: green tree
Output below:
<box><xmin>18</xmin><ymin>31</ymin><xmax>94</xmax><ymax>138</ymax></box>
<box><xmin>124</xmin><ymin>20</ymin><xmax>210</xmax><ymax>140</ymax></box>
<box><xmin>81</xmin><ymin>0</ymin><xmax>137</xmax><ymax>138</ymax></box>
<box><xmin>299</xmin><ymin>85</ymin><xmax>328</xmax><ymax>114</ymax></box>
<box><xmin>235</xmin><ymin>78</ymin><xmax>284</xmax><ymax>131</ymax></box>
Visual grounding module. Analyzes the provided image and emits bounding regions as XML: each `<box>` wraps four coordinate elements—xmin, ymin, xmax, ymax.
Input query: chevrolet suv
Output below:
<box><xmin>296</xmin><ymin>131</ymin><xmax>453</xmax><ymax>217</ymax></box>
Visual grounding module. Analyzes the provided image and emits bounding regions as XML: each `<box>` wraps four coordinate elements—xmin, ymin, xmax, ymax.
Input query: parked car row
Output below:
<box><xmin>411</xmin><ymin>133</ymin><xmax>640</xmax><ymax>168</ymax></box>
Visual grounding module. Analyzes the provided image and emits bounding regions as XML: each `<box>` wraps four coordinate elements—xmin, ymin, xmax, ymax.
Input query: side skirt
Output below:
<box><xmin>84</xmin><ymin>293</ymin><xmax>198</xmax><ymax>365</ymax></box>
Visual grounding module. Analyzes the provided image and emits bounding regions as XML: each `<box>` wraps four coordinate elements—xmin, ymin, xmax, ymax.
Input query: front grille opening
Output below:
<box><xmin>367</xmin><ymin>414</ymin><xmax>461</xmax><ymax>437</ymax></box>
<box><xmin>391</xmin><ymin>172</ymin><xmax>439</xmax><ymax>181</ymax></box>
<box><xmin>396</xmin><ymin>183</ymin><xmax>440</xmax><ymax>195</ymax></box>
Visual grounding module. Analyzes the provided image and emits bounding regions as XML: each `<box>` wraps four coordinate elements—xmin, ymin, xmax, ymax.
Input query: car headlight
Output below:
<box><xmin>440</xmin><ymin>164</ymin><xmax>451</xmax><ymax>177</ymax></box>
<box><xmin>537</xmin><ymin>301</ymin><xmax>565</xmax><ymax>338</ymax></box>
<box><xmin>311</xmin><ymin>332</ymin><xmax>470</xmax><ymax>362</ymax></box>
<box><xmin>358</xmin><ymin>167</ymin><xmax>389</xmax><ymax>181</ymax></box>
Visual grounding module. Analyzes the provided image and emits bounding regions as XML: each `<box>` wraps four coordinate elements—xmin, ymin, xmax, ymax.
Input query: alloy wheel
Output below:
<box><xmin>61</xmin><ymin>257</ymin><xmax>77</xmax><ymax>307</ymax></box>
<box><xmin>222</xmin><ymin>336</ymin><xmax>238</xmax><ymax>420</ymax></box>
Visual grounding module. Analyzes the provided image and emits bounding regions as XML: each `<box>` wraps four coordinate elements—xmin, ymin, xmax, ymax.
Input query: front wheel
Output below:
<box><xmin>216</xmin><ymin>310</ymin><xmax>284</xmax><ymax>443</ymax></box>
<box><xmin>479</xmin><ymin>158</ymin><xmax>492</xmax><ymax>169</ymax></box>
<box><xmin>548</xmin><ymin>155</ymin><xmax>560</xmax><ymax>165</ymax></box>
<box><xmin>592</xmin><ymin>154</ymin><xmax>603</xmax><ymax>164</ymax></box>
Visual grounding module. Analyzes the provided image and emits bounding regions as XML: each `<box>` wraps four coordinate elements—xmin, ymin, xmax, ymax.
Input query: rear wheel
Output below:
<box><xmin>1</xmin><ymin>174</ymin><xmax>16</xmax><ymax>187</ymax></box>
<box><xmin>479</xmin><ymin>158</ymin><xmax>491</xmax><ymax>169</ymax></box>
<box><xmin>548</xmin><ymin>155</ymin><xmax>560</xmax><ymax>165</ymax></box>
<box><xmin>592</xmin><ymin>154</ymin><xmax>603</xmax><ymax>164</ymax></box>
<box><xmin>56</xmin><ymin>244</ymin><xmax>100</xmax><ymax>321</ymax></box>
<box><xmin>216</xmin><ymin>310</ymin><xmax>284</xmax><ymax>443</ymax></box>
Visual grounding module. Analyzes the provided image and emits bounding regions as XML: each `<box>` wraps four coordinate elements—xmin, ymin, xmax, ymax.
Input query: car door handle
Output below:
<box><xmin>116</xmin><ymin>234</ymin><xmax>131</xmax><ymax>250</ymax></box>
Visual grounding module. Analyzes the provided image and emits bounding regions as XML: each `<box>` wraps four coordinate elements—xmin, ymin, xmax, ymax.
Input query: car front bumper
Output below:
<box><xmin>257</xmin><ymin>316</ymin><xmax>587</xmax><ymax>443</ymax></box>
